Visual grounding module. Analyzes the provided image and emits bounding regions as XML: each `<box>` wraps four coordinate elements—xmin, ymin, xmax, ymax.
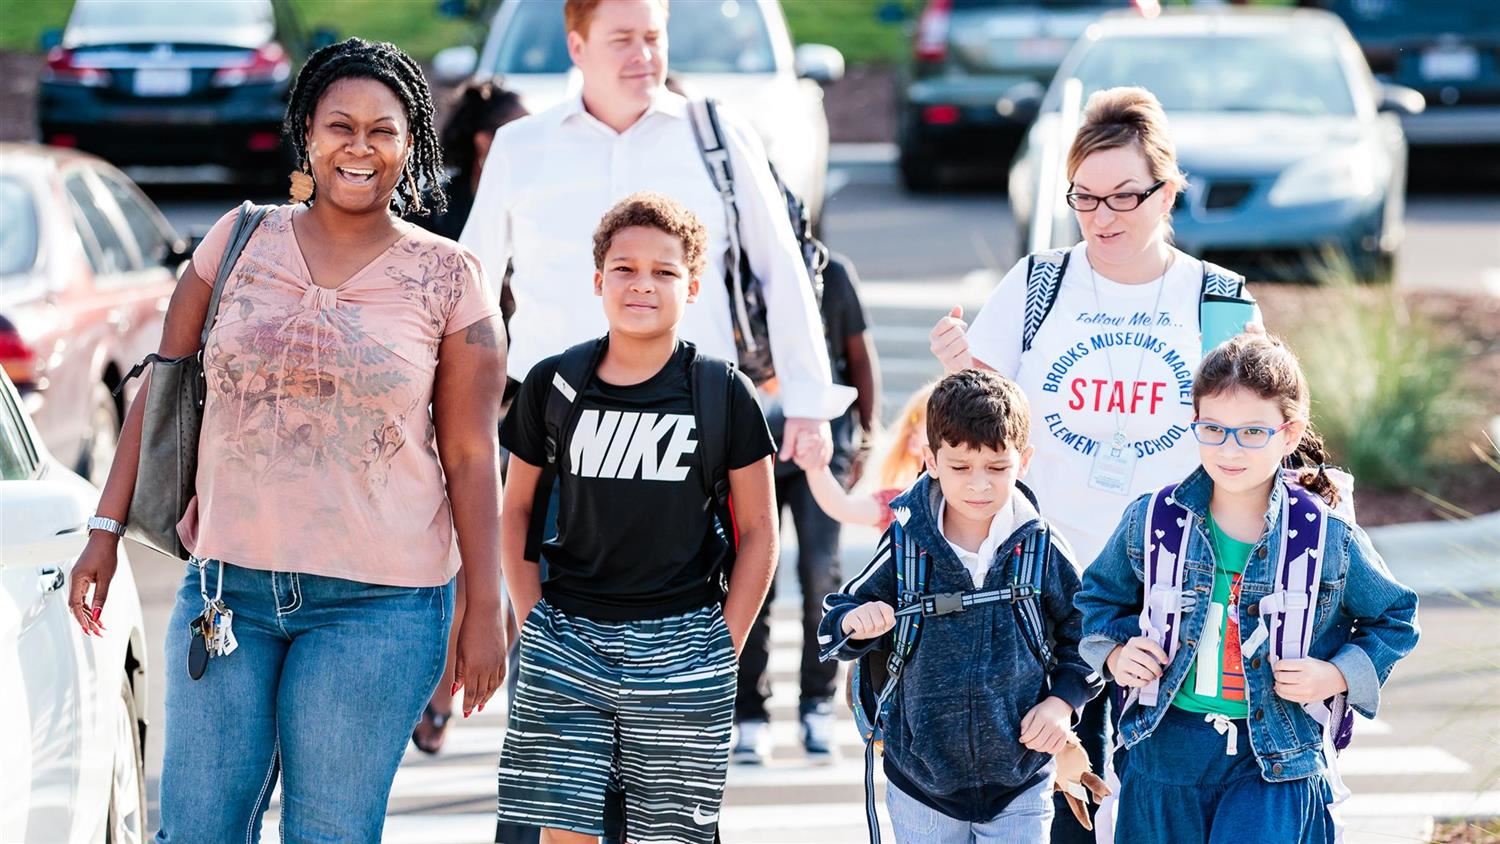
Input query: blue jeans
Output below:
<box><xmin>1114</xmin><ymin>706</ymin><xmax>1335</xmax><ymax>844</ymax></box>
<box><xmin>155</xmin><ymin>559</ymin><xmax>454</xmax><ymax>843</ymax></box>
<box><xmin>886</xmin><ymin>776</ymin><xmax>1054</xmax><ymax>843</ymax></box>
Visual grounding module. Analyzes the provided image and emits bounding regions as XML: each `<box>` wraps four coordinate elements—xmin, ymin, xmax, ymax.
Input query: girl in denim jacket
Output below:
<box><xmin>1076</xmin><ymin>334</ymin><xmax>1419</xmax><ymax>843</ymax></box>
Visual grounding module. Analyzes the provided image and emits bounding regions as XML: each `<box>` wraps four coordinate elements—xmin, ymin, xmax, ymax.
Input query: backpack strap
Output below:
<box><xmin>1021</xmin><ymin>248</ymin><xmax>1071</xmax><ymax>352</ymax></box>
<box><xmin>1200</xmin><ymin>259</ymin><xmax>1248</xmax><ymax>302</ymax></box>
<box><xmin>687</xmin><ymin>97</ymin><xmax>759</xmax><ymax>355</ymax></box>
<box><xmin>524</xmin><ymin>338</ymin><xmax>608</xmax><ymax>562</ymax></box>
<box><xmin>866</xmin><ymin>516</ymin><xmax>926</xmax><ymax>844</ymax></box>
<box><xmin>689</xmin><ymin>347</ymin><xmax>739</xmax><ymax>584</ymax></box>
<box><xmin>1139</xmin><ymin>483</ymin><xmax>1194</xmax><ymax>707</ymax></box>
<box><xmin>1011</xmin><ymin>526</ymin><xmax>1056</xmax><ymax>673</ymax></box>
<box><xmin>1242</xmin><ymin>479</ymin><xmax>1329</xmax><ymax>663</ymax></box>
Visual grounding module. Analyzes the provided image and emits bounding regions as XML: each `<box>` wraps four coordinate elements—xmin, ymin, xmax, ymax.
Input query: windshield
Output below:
<box><xmin>70</xmin><ymin>0</ymin><xmax>273</xmax><ymax>30</ymax></box>
<box><xmin>1060</xmin><ymin>33</ymin><xmax>1357</xmax><ymax>116</ymax></box>
<box><xmin>492</xmin><ymin>0</ymin><xmax>776</xmax><ymax>75</ymax></box>
<box><xmin>0</xmin><ymin>177</ymin><xmax>39</xmax><ymax>278</ymax></box>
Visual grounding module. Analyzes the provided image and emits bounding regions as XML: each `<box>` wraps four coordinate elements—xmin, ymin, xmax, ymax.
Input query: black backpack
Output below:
<box><xmin>687</xmin><ymin>97</ymin><xmax>829</xmax><ymax>386</ymax></box>
<box><xmin>524</xmin><ymin>338</ymin><xmax>741</xmax><ymax>592</ymax></box>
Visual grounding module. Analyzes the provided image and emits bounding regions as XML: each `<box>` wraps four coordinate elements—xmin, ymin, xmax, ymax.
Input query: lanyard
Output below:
<box><xmin>1087</xmin><ymin>248</ymin><xmax>1172</xmax><ymax>451</ymax></box>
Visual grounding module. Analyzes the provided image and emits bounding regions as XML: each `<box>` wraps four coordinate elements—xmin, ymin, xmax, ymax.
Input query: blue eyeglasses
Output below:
<box><xmin>1190</xmin><ymin>421</ymin><xmax>1293</xmax><ymax>449</ymax></box>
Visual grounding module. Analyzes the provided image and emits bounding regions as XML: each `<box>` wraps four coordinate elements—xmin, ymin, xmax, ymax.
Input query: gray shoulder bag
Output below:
<box><xmin>115</xmin><ymin>201</ymin><xmax>269</xmax><ymax>559</ymax></box>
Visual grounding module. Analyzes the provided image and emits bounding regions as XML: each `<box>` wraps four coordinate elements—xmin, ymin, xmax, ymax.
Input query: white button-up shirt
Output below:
<box><xmin>937</xmin><ymin>497</ymin><xmax>1018</xmax><ymax>589</ymax></box>
<box><xmin>459</xmin><ymin>89</ymin><xmax>853</xmax><ymax>420</ymax></box>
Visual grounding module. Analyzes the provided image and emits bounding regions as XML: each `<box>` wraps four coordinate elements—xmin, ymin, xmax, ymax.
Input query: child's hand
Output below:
<box><xmin>1272</xmin><ymin>658</ymin><xmax>1348</xmax><ymax>703</ymax></box>
<box><xmin>1107</xmin><ymin>637</ymin><xmax>1168</xmax><ymax>688</ymax></box>
<box><xmin>792</xmin><ymin>430</ymin><xmax>825</xmax><ymax>472</ymax></box>
<box><xmin>1019</xmin><ymin>696</ymin><xmax>1074</xmax><ymax>755</ymax></box>
<box><xmin>840</xmin><ymin>601</ymin><xmax>896</xmax><ymax>640</ymax></box>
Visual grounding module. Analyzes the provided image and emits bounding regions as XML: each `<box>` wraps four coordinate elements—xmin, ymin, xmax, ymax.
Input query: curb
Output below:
<box><xmin>1368</xmin><ymin>511</ymin><xmax>1500</xmax><ymax>598</ymax></box>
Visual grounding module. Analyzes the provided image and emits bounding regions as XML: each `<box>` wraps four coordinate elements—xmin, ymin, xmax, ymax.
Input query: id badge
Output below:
<box><xmin>1088</xmin><ymin>436</ymin><xmax>1138</xmax><ymax>494</ymax></box>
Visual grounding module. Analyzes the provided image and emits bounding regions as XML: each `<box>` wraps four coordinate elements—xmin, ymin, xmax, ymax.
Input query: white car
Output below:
<box><xmin>432</xmin><ymin>0</ymin><xmax>844</xmax><ymax>225</ymax></box>
<box><xmin>0</xmin><ymin>369</ymin><xmax>149</xmax><ymax>844</ymax></box>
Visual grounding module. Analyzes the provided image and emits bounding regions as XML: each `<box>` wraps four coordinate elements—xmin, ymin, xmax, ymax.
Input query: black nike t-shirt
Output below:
<box><xmin>500</xmin><ymin>342</ymin><xmax>775</xmax><ymax>621</ymax></box>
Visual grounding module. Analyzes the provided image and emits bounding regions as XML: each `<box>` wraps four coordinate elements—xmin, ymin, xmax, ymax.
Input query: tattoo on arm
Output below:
<box><xmin>465</xmin><ymin>319</ymin><xmax>499</xmax><ymax>349</ymax></box>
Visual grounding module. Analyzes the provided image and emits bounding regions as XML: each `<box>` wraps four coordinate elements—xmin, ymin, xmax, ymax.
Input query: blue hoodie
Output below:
<box><xmin>818</xmin><ymin>475</ymin><xmax>1101</xmax><ymax>822</ymax></box>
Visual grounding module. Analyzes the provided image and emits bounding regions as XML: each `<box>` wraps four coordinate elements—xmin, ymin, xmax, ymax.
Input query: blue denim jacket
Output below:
<box><xmin>1077</xmin><ymin>467</ymin><xmax>1420</xmax><ymax>782</ymax></box>
<box><xmin>819</xmin><ymin>477</ymin><xmax>1102</xmax><ymax>820</ymax></box>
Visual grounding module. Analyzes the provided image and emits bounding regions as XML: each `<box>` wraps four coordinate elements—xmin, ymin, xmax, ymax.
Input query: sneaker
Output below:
<box><xmin>732</xmin><ymin>719</ymin><xmax>770</xmax><ymax>766</ymax></box>
<box><xmin>801</xmin><ymin>702</ymin><xmax>837</xmax><ymax>764</ymax></box>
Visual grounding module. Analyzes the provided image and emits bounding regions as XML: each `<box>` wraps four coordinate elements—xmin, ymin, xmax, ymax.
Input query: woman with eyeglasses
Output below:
<box><xmin>927</xmin><ymin>85</ymin><xmax>1262</xmax><ymax>844</ymax></box>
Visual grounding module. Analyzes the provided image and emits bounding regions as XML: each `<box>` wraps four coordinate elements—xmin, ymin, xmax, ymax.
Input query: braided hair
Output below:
<box><xmin>441</xmin><ymin>80</ymin><xmax>526</xmax><ymax>191</ymax></box>
<box><xmin>283</xmin><ymin>37</ymin><xmax>446</xmax><ymax>215</ymax></box>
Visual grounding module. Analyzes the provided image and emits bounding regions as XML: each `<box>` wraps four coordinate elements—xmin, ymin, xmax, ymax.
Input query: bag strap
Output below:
<box><xmin>1021</xmin><ymin>248</ymin><xmax>1071</xmax><ymax>352</ymax></box>
<box><xmin>202</xmin><ymin>201</ymin><xmax>270</xmax><ymax>348</ymax></box>
<box><xmin>689</xmin><ymin>348</ymin><xmax>737</xmax><ymax>547</ymax></box>
<box><xmin>1138</xmin><ymin>483</ymin><xmax>1192</xmax><ymax>707</ymax></box>
<box><xmin>1011</xmin><ymin>526</ymin><xmax>1055</xmax><ymax>672</ymax></box>
<box><xmin>1200</xmin><ymin>259</ymin><xmax>1248</xmax><ymax>303</ymax></box>
<box><xmin>524</xmin><ymin>337</ymin><xmax>608</xmax><ymax>562</ymax></box>
<box><xmin>687</xmin><ymin>97</ymin><xmax>758</xmax><ymax>355</ymax></box>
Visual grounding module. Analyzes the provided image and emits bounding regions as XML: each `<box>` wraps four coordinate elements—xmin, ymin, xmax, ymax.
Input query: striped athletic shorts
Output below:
<box><xmin>497</xmin><ymin>600</ymin><xmax>737</xmax><ymax>843</ymax></box>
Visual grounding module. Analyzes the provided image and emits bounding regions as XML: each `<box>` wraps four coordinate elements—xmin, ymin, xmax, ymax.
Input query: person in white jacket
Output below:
<box><xmin>460</xmin><ymin>0</ymin><xmax>853</xmax><ymax>467</ymax></box>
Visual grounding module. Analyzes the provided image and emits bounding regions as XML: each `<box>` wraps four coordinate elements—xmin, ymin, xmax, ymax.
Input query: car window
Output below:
<box><xmin>64</xmin><ymin>171</ymin><xmax>136</xmax><ymax>276</ymax></box>
<box><xmin>1062</xmin><ymin>33</ymin><xmax>1357</xmax><ymax>116</ymax></box>
<box><xmin>98</xmin><ymin>171</ymin><xmax>172</xmax><ymax>267</ymax></box>
<box><xmin>0</xmin><ymin>385</ymin><xmax>37</xmax><ymax>480</ymax></box>
<box><xmin>70</xmin><ymin>0</ymin><xmax>273</xmax><ymax>29</ymax></box>
<box><xmin>0</xmin><ymin>177</ymin><xmax>40</xmax><ymax>278</ymax></box>
<box><xmin>492</xmin><ymin>0</ymin><xmax>775</xmax><ymax>75</ymax></box>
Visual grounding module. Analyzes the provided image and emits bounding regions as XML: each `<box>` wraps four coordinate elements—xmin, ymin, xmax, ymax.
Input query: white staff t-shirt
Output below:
<box><xmin>969</xmin><ymin>243</ymin><xmax>1244</xmax><ymax>568</ymax></box>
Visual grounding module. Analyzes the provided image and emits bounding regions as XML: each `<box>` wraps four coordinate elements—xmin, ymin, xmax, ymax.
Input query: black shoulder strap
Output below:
<box><xmin>688</xmin><ymin>344</ymin><xmax>736</xmax><ymax>533</ymax></box>
<box><xmin>1200</xmin><ymin>260</ymin><xmax>1249</xmax><ymax>302</ymax></box>
<box><xmin>1021</xmin><ymin>248</ymin><xmax>1071</xmax><ymax>352</ymax></box>
<box><xmin>525</xmin><ymin>337</ymin><xmax>608</xmax><ymax>562</ymax></box>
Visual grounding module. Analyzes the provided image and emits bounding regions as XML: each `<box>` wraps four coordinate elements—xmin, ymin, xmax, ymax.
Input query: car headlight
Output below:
<box><xmin>1267</xmin><ymin>147</ymin><xmax>1380</xmax><ymax>207</ymax></box>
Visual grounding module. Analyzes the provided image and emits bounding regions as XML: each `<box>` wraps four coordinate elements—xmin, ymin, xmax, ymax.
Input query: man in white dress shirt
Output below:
<box><xmin>461</xmin><ymin>0</ymin><xmax>853</xmax><ymax>466</ymax></box>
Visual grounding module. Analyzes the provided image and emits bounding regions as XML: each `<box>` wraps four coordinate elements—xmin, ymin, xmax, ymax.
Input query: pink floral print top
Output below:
<box><xmin>180</xmin><ymin>205</ymin><xmax>499</xmax><ymax>587</ymax></box>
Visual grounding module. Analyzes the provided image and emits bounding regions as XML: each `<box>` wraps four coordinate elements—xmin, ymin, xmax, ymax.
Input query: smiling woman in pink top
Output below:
<box><xmin>67</xmin><ymin>39</ymin><xmax>507</xmax><ymax>842</ymax></box>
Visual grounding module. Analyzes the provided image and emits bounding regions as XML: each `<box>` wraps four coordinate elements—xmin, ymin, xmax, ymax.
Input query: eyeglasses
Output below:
<box><xmin>1066</xmin><ymin>180</ymin><xmax>1166</xmax><ymax>212</ymax></box>
<box><xmin>1190</xmin><ymin>421</ymin><xmax>1294</xmax><ymax>449</ymax></box>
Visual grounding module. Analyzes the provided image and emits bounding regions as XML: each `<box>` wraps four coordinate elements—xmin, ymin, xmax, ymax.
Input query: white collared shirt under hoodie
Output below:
<box><xmin>937</xmin><ymin>497</ymin><xmax>1018</xmax><ymax>589</ymax></box>
<box><xmin>459</xmin><ymin>89</ymin><xmax>854</xmax><ymax>420</ymax></box>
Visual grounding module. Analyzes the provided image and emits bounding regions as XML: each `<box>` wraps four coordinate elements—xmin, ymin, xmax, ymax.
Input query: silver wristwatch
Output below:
<box><xmin>87</xmin><ymin>515</ymin><xmax>126</xmax><ymax>537</ymax></box>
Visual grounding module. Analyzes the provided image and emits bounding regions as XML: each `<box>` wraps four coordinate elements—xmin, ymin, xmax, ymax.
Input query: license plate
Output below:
<box><xmin>1420</xmin><ymin>46</ymin><xmax>1479</xmax><ymax>81</ymax></box>
<box><xmin>133</xmin><ymin>67</ymin><xmax>191</xmax><ymax>97</ymax></box>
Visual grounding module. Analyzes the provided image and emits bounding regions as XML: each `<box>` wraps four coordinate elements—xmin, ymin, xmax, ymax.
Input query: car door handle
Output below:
<box><xmin>38</xmin><ymin>566</ymin><xmax>66</xmax><ymax>594</ymax></box>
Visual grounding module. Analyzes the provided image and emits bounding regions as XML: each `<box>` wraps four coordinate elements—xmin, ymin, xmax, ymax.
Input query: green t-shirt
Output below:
<box><xmin>1173</xmin><ymin>514</ymin><xmax>1254</xmax><ymax>718</ymax></box>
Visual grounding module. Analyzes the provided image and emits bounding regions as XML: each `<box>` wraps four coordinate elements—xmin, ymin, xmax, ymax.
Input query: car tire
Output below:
<box><xmin>107</xmin><ymin>677</ymin><xmax>147</xmax><ymax>844</ymax></box>
<box><xmin>899</xmin><ymin>151</ymin><xmax>942</xmax><ymax>193</ymax></box>
<box><xmin>80</xmin><ymin>382</ymin><xmax>121</xmax><ymax>487</ymax></box>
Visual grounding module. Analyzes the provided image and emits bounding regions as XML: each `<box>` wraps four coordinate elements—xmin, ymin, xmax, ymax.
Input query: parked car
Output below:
<box><xmin>1304</xmin><ymin>0</ymin><xmax>1500</xmax><ymax>155</ymax></box>
<box><xmin>0</xmin><ymin>368</ymin><xmax>150</xmax><ymax>844</ymax></box>
<box><xmin>895</xmin><ymin>0</ymin><xmax>1156</xmax><ymax>191</ymax></box>
<box><xmin>1009</xmin><ymin>8</ymin><xmax>1424</xmax><ymax>282</ymax></box>
<box><xmin>37</xmin><ymin>0</ymin><xmax>335</xmax><ymax>181</ymax></box>
<box><xmin>0</xmin><ymin>144</ymin><xmax>185</xmax><ymax>485</ymax></box>
<box><xmin>430</xmin><ymin>0</ymin><xmax>844</xmax><ymax>226</ymax></box>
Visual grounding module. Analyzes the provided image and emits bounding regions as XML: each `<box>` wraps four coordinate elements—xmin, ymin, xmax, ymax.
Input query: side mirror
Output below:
<box><xmin>996</xmin><ymin>80</ymin><xmax>1046</xmax><ymax>122</ymax></box>
<box><xmin>877</xmin><ymin>1</ymin><xmax>909</xmax><ymax>24</ymax></box>
<box><xmin>310</xmin><ymin>27</ymin><xmax>339</xmax><ymax>51</ymax></box>
<box><xmin>432</xmin><ymin>46</ymin><xmax>479</xmax><ymax>86</ymax></box>
<box><xmin>40</xmin><ymin>29</ymin><xmax>63</xmax><ymax>52</ymax></box>
<box><xmin>1378</xmin><ymin>83</ymin><xmax>1425</xmax><ymax>116</ymax></box>
<box><xmin>795</xmin><ymin>44</ymin><xmax>845</xmax><ymax>84</ymax></box>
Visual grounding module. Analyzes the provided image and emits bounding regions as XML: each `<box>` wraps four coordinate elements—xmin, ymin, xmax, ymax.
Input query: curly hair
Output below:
<box><xmin>927</xmin><ymin>369</ymin><xmax>1031</xmax><ymax>454</ymax></box>
<box><xmin>591</xmin><ymin>192</ymin><xmax>707</xmax><ymax>278</ymax></box>
<box><xmin>282</xmin><ymin>37</ymin><xmax>445</xmax><ymax>215</ymax></box>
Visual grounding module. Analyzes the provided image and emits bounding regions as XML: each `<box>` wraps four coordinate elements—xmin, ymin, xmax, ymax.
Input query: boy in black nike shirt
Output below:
<box><xmin>496</xmin><ymin>192</ymin><xmax>777</xmax><ymax>844</ymax></box>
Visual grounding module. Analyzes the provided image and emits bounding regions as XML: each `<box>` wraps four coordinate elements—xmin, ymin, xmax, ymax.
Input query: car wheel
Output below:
<box><xmin>107</xmin><ymin>677</ymin><xmax>147</xmax><ymax>844</ymax></box>
<box><xmin>899</xmin><ymin>151</ymin><xmax>942</xmax><ymax>193</ymax></box>
<box><xmin>81</xmin><ymin>382</ymin><xmax>122</xmax><ymax>487</ymax></box>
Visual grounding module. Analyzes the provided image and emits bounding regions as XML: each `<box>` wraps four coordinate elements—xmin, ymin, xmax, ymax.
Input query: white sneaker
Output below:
<box><xmin>731</xmin><ymin>719</ymin><xmax>770</xmax><ymax>765</ymax></box>
<box><xmin>801</xmin><ymin>703</ymin><xmax>838</xmax><ymax>765</ymax></box>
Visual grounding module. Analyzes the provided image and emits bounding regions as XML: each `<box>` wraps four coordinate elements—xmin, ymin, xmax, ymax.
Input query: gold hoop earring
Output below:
<box><xmin>289</xmin><ymin>158</ymin><xmax>315</xmax><ymax>205</ymax></box>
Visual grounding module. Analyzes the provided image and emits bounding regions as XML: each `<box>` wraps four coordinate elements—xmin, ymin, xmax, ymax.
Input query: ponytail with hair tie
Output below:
<box><xmin>1286</xmin><ymin>425</ymin><xmax>1341</xmax><ymax>509</ymax></box>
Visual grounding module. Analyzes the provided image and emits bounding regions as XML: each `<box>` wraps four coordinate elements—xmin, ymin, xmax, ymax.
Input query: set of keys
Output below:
<box><xmin>187</xmin><ymin>559</ymin><xmax>237</xmax><ymax>681</ymax></box>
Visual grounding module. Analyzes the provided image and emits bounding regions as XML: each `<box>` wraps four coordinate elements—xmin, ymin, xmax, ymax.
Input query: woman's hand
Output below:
<box><xmin>68</xmin><ymin>534</ymin><xmax>119</xmax><ymax>636</ymax></box>
<box><xmin>453</xmin><ymin>605</ymin><xmax>507</xmax><ymax>718</ymax></box>
<box><xmin>1272</xmin><ymin>658</ymin><xmax>1348</xmax><ymax>703</ymax></box>
<box><xmin>1107</xmin><ymin>637</ymin><xmax>1168</xmax><ymax>688</ymax></box>
<box><xmin>929</xmin><ymin>306</ymin><xmax>973</xmax><ymax>374</ymax></box>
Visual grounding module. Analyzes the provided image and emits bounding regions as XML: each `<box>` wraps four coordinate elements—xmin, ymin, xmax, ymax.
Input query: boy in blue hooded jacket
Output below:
<box><xmin>818</xmin><ymin>370</ymin><xmax>1102</xmax><ymax>842</ymax></box>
